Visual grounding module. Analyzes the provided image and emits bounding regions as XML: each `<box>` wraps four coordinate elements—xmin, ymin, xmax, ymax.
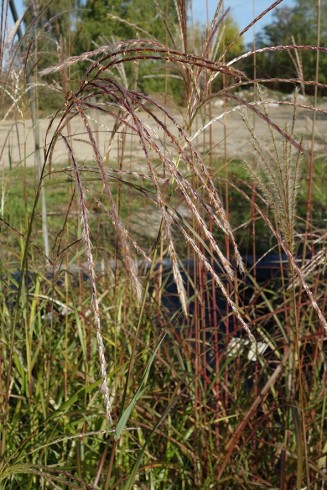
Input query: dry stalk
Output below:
<box><xmin>61</xmin><ymin>135</ymin><xmax>112</xmax><ymax>424</ymax></box>
<box><xmin>242</xmin><ymin>89</ymin><xmax>302</xmax><ymax>254</ymax></box>
<box><xmin>226</xmin><ymin>179</ymin><xmax>327</xmax><ymax>331</ymax></box>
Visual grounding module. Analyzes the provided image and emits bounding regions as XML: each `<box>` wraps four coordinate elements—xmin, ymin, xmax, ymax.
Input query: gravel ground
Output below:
<box><xmin>0</xmin><ymin>100</ymin><xmax>326</xmax><ymax>169</ymax></box>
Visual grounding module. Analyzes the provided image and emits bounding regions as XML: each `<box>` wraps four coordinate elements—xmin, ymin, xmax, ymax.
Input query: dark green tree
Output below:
<box><xmin>242</xmin><ymin>0</ymin><xmax>326</xmax><ymax>93</ymax></box>
<box><xmin>74</xmin><ymin>0</ymin><xmax>181</xmax><ymax>98</ymax></box>
<box><xmin>24</xmin><ymin>0</ymin><xmax>79</xmax><ymax>110</ymax></box>
<box><xmin>74</xmin><ymin>0</ymin><xmax>124</xmax><ymax>54</ymax></box>
<box><xmin>75</xmin><ymin>0</ymin><xmax>178</xmax><ymax>49</ymax></box>
<box><xmin>74</xmin><ymin>2</ymin><xmax>245</xmax><ymax>100</ymax></box>
<box><xmin>24</xmin><ymin>0</ymin><xmax>76</xmax><ymax>61</ymax></box>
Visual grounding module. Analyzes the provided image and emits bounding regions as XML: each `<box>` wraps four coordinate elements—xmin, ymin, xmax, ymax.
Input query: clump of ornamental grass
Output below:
<box><xmin>242</xmin><ymin>87</ymin><xmax>303</xmax><ymax>254</ymax></box>
<box><xmin>240</xmin><ymin>91</ymin><xmax>316</xmax><ymax>486</ymax></box>
<box><xmin>0</xmin><ymin>0</ymin><xmax>326</xmax><ymax>488</ymax></box>
<box><xmin>41</xmin><ymin>40</ymin><xmax>325</xmax><ymax>490</ymax></box>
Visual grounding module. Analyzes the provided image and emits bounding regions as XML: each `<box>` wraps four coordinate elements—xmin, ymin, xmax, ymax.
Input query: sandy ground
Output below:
<box><xmin>0</xmin><ymin>101</ymin><xmax>326</xmax><ymax>169</ymax></box>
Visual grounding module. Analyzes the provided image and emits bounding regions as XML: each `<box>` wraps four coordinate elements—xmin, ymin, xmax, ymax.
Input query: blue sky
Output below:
<box><xmin>192</xmin><ymin>0</ymin><xmax>295</xmax><ymax>43</ymax></box>
<box><xmin>12</xmin><ymin>0</ymin><xmax>295</xmax><ymax>44</ymax></box>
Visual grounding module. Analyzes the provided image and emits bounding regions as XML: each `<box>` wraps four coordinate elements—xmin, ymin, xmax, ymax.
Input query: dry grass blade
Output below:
<box><xmin>68</xmin><ymin>72</ymin><xmax>241</xmax><ymax>303</ymax></box>
<box><xmin>40</xmin><ymin>39</ymin><xmax>245</xmax><ymax>80</ymax></box>
<box><xmin>0</xmin><ymin>0</ymin><xmax>9</xmax><ymax>74</ymax></box>
<box><xmin>218</xmin><ymin>347</ymin><xmax>292</xmax><ymax>479</ymax></box>
<box><xmin>169</xmin><ymin>210</ymin><xmax>255</xmax><ymax>342</ymax></box>
<box><xmin>228</xmin><ymin>44</ymin><xmax>327</xmax><ymax>67</ymax></box>
<box><xmin>219</xmin><ymin>0</ymin><xmax>285</xmax><ymax>61</ymax></box>
<box><xmin>227</xmin><ymin>179</ymin><xmax>327</xmax><ymax>331</ymax></box>
<box><xmin>241</xmin><ymin>104</ymin><xmax>302</xmax><ymax>252</ymax></box>
<box><xmin>78</xmin><ymin>176</ymin><xmax>152</xmax><ymax>264</ymax></box>
<box><xmin>200</xmin><ymin>0</ymin><xmax>224</xmax><ymax>60</ymax></box>
<box><xmin>122</xmin><ymin>89</ymin><xmax>243</xmax><ymax>273</ymax></box>
<box><xmin>106</xmin><ymin>13</ymin><xmax>153</xmax><ymax>40</ymax></box>
<box><xmin>71</xmin><ymin>95</ymin><xmax>142</xmax><ymax>302</ymax></box>
<box><xmin>167</xmin><ymin>226</ymin><xmax>188</xmax><ymax>317</ymax></box>
<box><xmin>190</xmin><ymin>98</ymin><xmax>326</xmax><ymax>140</ymax></box>
<box><xmin>174</xmin><ymin>0</ymin><xmax>188</xmax><ymax>53</ymax></box>
<box><xmin>61</xmin><ymin>134</ymin><xmax>112</xmax><ymax>424</ymax></box>
<box><xmin>223</xmin><ymin>91</ymin><xmax>304</xmax><ymax>152</ymax></box>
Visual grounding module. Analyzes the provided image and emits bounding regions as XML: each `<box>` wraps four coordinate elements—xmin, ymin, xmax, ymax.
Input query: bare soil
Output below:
<box><xmin>0</xmin><ymin>101</ymin><xmax>326</xmax><ymax>169</ymax></box>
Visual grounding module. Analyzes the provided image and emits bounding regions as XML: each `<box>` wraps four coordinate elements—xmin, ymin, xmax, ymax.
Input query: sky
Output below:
<box><xmin>191</xmin><ymin>0</ymin><xmax>295</xmax><ymax>44</ymax></box>
<box><xmin>11</xmin><ymin>0</ymin><xmax>295</xmax><ymax>44</ymax></box>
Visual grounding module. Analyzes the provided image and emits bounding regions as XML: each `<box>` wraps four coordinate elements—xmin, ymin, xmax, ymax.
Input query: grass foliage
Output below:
<box><xmin>0</xmin><ymin>0</ymin><xmax>326</xmax><ymax>488</ymax></box>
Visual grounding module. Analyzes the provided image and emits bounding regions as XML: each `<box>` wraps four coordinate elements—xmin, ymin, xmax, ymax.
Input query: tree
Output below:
<box><xmin>75</xmin><ymin>0</ymin><xmax>178</xmax><ymax>52</ymax></box>
<box><xmin>75</xmin><ymin>2</ymin><xmax>244</xmax><ymax>98</ymax></box>
<box><xmin>24</xmin><ymin>0</ymin><xmax>76</xmax><ymax>59</ymax></box>
<box><xmin>23</xmin><ymin>0</ymin><xmax>79</xmax><ymax>110</ymax></box>
<box><xmin>242</xmin><ymin>0</ymin><xmax>326</xmax><ymax>93</ymax></box>
<box><xmin>74</xmin><ymin>0</ymin><xmax>182</xmax><ymax>97</ymax></box>
<box><xmin>209</xmin><ymin>13</ymin><xmax>244</xmax><ymax>91</ymax></box>
<box><xmin>220</xmin><ymin>14</ymin><xmax>244</xmax><ymax>60</ymax></box>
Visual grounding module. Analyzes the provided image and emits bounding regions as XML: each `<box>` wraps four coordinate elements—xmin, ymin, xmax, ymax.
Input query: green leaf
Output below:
<box><xmin>115</xmin><ymin>333</ymin><xmax>166</xmax><ymax>440</ymax></box>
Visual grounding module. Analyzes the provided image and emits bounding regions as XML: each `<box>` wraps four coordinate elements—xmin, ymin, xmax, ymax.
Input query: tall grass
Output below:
<box><xmin>0</xmin><ymin>0</ymin><xmax>326</xmax><ymax>488</ymax></box>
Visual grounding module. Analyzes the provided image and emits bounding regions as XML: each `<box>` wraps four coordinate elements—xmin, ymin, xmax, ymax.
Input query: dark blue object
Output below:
<box><xmin>151</xmin><ymin>253</ymin><xmax>290</xmax><ymax>376</ymax></box>
<box><xmin>156</xmin><ymin>254</ymin><xmax>288</xmax><ymax>330</ymax></box>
